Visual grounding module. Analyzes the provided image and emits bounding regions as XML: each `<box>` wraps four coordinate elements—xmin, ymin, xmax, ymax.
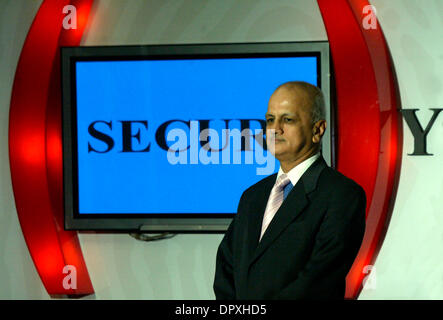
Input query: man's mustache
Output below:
<box><xmin>267</xmin><ymin>134</ymin><xmax>285</xmax><ymax>142</ymax></box>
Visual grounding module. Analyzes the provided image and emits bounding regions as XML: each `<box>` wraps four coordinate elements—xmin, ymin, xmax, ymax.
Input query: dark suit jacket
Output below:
<box><xmin>213</xmin><ymin>156</ymin><xmax>366</xmax><ymax>300</ymax></box>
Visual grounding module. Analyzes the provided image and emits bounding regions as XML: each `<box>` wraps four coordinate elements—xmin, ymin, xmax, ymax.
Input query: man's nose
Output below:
<box><xmin>273</xmin><ymin>120</ymin><xmax>283</xmax><ymax>135</ymax></box>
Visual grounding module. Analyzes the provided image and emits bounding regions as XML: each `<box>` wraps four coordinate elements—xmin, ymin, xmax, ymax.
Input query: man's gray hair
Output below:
<box><xmin>311</xmin><ymin>90</ymin><xmax>326</xmax><ymax>124</ymax></box>
<box><xmin>275</xmin><ymin>81</ymin><xmax>326</xmax><ymax>124</ymax></box>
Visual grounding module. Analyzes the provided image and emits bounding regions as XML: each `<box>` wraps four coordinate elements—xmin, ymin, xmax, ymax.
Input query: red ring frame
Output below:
<box><xmin>9</xmin><ymin>0</ymin><xmax>401</xmax><ymax>298</ymax></box>
<box><xmin>9</xmin><ymin>0</ymin><xmax>94</xmax><ymax>295</ymax></box>
<box><xmin>317</xmin><ymin>0</ymin><xmax>402</xmax><ymax>298</ymax></box>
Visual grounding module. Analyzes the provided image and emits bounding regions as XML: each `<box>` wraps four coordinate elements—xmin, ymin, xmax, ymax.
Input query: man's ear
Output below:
<box><xmin>312</xmin><ymin>120</ymin><xmax>327</xmax><ymax>143</ymax></box>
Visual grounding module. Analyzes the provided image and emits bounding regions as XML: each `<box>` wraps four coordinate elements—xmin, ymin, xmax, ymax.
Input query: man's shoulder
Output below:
<box><xmin>318</xmin><ymin>165</ymin><xmax>366</xmax><ymax>198</ymax></box>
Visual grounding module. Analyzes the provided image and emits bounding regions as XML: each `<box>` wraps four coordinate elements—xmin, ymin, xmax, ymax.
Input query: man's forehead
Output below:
<box><xmin>267</xmin><ymin>98</ymin><xmax>307</xmax><ymax>115</ymax></box>
<box><xmin>267</xmin><ymin>88</ymin><xmax>311</xmax><ymax>114</ymax></box>
<box><xmin>265</xmin><ymin>110</ymin><xmax>298</xmax><ymax>117</ymax></box>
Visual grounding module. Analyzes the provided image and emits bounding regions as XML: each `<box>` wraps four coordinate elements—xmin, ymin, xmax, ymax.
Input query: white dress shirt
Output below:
<box><xmin>276</xmin><ymin>152</ymin><xmax>320</xmax><ymax>188</ymax></box>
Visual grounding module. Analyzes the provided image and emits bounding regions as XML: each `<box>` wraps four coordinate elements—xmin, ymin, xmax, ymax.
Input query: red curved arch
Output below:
<box><xmin>317</xmin><ymin>0</ymin><xmax>403</xmax><ymax>299</ymax></box>
<box><xmin>10</xmin><ymin>0</ymin><xmax>401</xmax><ymax>298</ymax></box>
<box><xmin>9</xmin><ymin>0</ymin><xmax>94</xmax><ymax>295</ymax></box>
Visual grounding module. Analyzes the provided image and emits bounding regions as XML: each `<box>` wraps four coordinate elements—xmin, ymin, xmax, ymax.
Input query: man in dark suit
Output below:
<box><xmin>213</xmin><ymin>81</ymin><xmax>366</xmax><ymax>300</ymax></box>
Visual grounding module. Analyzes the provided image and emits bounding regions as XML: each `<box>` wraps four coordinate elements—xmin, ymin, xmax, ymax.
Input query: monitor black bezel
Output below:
<box><xmin>61</xmin><ymin>41</ymin><xmax>331</xmax><ymax>232</ymax></box>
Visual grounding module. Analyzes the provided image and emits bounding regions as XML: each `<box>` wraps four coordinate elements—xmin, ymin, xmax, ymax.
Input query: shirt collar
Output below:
<box><xmin>276</xmin><ymin>153</ymin><xmax>320</xmax><ymax>187</ymax></box>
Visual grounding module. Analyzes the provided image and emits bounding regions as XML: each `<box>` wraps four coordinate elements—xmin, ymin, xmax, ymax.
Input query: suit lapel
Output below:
<box><xmin>246</xmin><ymin>174</ymin><xmax>275</xmax><ymax>264</ymax></box>
<box><xmin>248</xmin><ymin>181</ymin><xmax>308</xmax><ymax>266</ymax></box>
<box><xmin>248</xmin><ymin>156</ymin><xmax>327</xmax><ymax>267</ymax></box>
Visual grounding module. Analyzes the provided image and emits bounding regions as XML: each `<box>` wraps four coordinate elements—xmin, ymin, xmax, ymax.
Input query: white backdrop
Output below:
<box><xmin>0</xmin><ymin>0</ymin><xmax>442</xmax><ymax>299</ymax></box>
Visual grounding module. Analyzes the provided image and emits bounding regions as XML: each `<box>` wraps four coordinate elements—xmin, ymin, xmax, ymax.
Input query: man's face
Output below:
<box><xmin>265</xmin><ymin>87</ymin><xmax>316</xmax><ymax>164</ymax></box>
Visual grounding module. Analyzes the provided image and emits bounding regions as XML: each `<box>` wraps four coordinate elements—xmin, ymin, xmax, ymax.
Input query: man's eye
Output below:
<box><xmin>266</xmin><ymin>118</ymin><xmax>274</xmax><ymax>123</ymax></box>
<box><xmin>284</xmin><ymin>118</ymin><xmax>293</xmax><ymax>122</ymax></box>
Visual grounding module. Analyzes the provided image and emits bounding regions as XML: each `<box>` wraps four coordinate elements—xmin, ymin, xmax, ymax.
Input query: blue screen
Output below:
<box><xmin>76</xmin><ymin>56</ymin><xmax>318</xmax><ymax>214</ymax></box>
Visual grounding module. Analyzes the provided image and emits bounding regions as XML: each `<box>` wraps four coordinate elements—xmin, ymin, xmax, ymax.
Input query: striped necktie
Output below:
<box><xmin>259</xmin><ymin>173</ymin><xmax>290</xmax><ymax>241</ymax></box>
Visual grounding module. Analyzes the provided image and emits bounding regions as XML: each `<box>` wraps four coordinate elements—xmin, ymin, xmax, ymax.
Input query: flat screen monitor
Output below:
<box><xmin>61</xmin><ymin>41</ymin><xmax>332</xmax><ymax>232</ymax></box>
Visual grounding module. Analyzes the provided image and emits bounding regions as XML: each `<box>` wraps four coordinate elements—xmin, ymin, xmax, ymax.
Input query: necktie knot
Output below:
<box><xmin>275</xmin><ymin>173</ymin><xmax>290</xmax><ymax>190</ymax></box>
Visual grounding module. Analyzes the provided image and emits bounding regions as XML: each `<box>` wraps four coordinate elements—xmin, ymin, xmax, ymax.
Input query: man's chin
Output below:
<box><xmin>267</xmin><ymin>141</ymin><xmax>289</xmax><ymax>158</ymax></box>
<box><xmin>272</xmin><ymin>148</ymin><xmax>287</xmax><ymax>160</ymax></box>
